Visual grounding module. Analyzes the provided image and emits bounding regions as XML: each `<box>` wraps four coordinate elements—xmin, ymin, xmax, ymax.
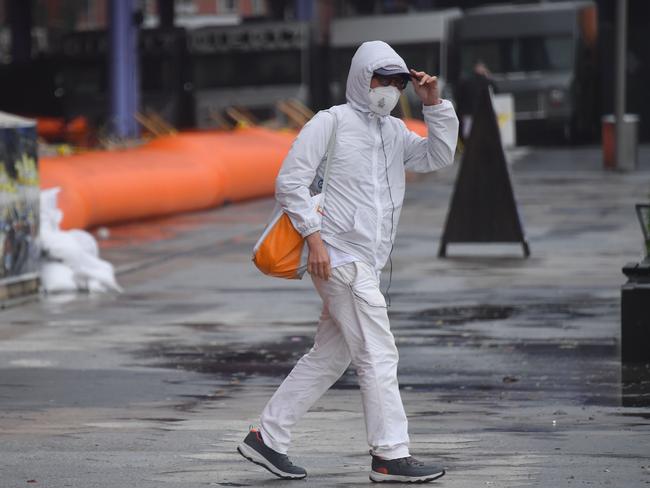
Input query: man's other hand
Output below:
<box><xmin>306</xmin><ymin>232</ymin><xmax>331</xmax><ymax>280</ymax></box>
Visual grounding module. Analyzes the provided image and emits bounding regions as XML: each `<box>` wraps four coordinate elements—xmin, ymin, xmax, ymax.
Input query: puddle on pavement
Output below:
<box><xmin>393</xmin><ymin>305</ymin><xmax>516</xmax><ymax>325</ymax></box>
<box><xmin>135</xmin><ymin>417</ymin><xmax>185</xmax><ymax>422</ymax></box>
<box><xmin>176</xmin><ymin>322</ymin><xmax>225</xmax><ymax>332</ymax></box>
<box><xmin>136</xmin><ymin>302</ymin><xmax>650</xmax><ymax>409</ymax></box>
<box><xmin>392</xmin><ymin>302</ymin><xmax>605</xmax><ymax>329</ymax></box>
<box><xmin>140</xmin><ymin>335</ymin><xmax>313</xmax><ymax>377</ymax></box>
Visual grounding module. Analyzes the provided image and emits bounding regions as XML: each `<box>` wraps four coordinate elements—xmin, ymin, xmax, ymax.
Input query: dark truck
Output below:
<box><xmin>449</xmin><ymin>1</ymin><xmax>598</xmax><ymax>142</ymax></box>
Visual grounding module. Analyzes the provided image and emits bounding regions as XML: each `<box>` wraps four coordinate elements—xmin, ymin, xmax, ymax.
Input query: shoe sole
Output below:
<box><xmin>237</xmin><ymin>442</ymin><xmax>306</xmax><ymax>480</ymax></box>
<box><xmin>369</xmin><ymin>469</ymin><xmax>445</xmax><ymax>483</ymax></box>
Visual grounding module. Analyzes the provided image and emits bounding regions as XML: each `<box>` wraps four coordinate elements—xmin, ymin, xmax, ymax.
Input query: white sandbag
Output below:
<box><xmin>72</xmin><ymin>253</ymin><xmax>123</xmax><ymax>292</ymax></box>
<box><xmin>39</xmin><ymin>187</ymin><xmax>123</xmax><ymax>293</ymax></box>
<box><xmin>40</xmin><ymin>262</ymin><xmax>77</xmax><ymax>293</ymax></box>
<box><xmin>68</xmin><ymin>229</ymin><xmax>99</xmax><ymax>257</ymax></box>
<box><xmin>40</xmin><ymin>188</ymin><xmax>63</xmax><ymax>234</ymax></box>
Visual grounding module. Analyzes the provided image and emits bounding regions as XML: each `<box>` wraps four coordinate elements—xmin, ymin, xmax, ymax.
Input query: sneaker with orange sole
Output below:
<box><xmin>370</xmin><ymin>454</ymin><xmax>446</xmax><ymax>483</ymax></box>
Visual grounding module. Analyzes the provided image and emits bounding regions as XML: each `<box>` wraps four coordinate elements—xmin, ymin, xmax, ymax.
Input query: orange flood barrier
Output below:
<box><xmin>40</xmin><ymin>127</ymin><xmax>296</xmax><ymax>230</ymax></box>
<box><xmin>36</xmin><ymin>116</ymin><xmax>89</xmax><ymax>144</ymax></box>
<box><xmin>40</xmin><ymin>119</ymin><xmax>428</xmax><ymax>230</ymax></box>
<box><xmin>403</xmin><ymin>118</ymin><xmax>427</xmax><ymax>137</ymax></box>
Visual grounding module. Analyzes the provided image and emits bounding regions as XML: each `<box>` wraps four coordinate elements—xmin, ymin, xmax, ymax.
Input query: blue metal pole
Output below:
<box><xmin>295</xmin><ymin>0</ymin><xmax>314</xmax><ymax>21</ymax></box>
<box><xmin>109</xmin><ymin>0</ymin><xmax>140</xmax><ymax>138</ymax></box>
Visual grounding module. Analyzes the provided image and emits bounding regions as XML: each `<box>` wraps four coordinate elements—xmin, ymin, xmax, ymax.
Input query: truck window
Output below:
<box><xmin>461</xmin><ymin>35</ymin><xmax>573</xmax><ymax>76</ymax></box>
<box><xmin>521</xmin><ymin>37</ymin><xmax>573</xmax><ymax>72</ymax></box>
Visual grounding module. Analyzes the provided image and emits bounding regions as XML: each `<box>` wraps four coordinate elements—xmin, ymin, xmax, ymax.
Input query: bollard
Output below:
<box><xmin>621</xmin><ymin>260</ymin><xmax>650</xmax><ymax>363</ymax></box>
<box><xmin>621</xmin><ymin>204</ymin><xmax>650</xmax><ymax>364</ymax></box>
<box><xmin>602</xmin><ymin>114</ymin><xmax>639</xmax><ymax>171</ymax></box>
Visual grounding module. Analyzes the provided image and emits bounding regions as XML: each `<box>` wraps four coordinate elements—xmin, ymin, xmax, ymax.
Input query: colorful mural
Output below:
<box><xmin>0</xmin><ymin>113</ymin><xmax>39</xmax><ymax>281</ymax></box>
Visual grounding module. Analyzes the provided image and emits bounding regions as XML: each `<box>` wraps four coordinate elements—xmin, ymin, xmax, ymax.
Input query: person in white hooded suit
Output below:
<box><xmin>238</xmin><ymin>41</ymin><xmax>458</xmax><ymax>483</ymax></box>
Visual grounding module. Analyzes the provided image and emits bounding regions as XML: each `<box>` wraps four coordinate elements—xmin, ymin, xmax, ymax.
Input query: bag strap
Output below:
<box><xmin>318</xmin><ymin>112</ymin><xmax>338</xmax><ymax>212</ymax></box>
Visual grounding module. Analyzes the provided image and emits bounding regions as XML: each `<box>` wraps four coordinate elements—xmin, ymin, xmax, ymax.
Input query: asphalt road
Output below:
<box><xmin>1</xmin><ymin>144</ymin><xmax>649</xmax><ymax>487</ymax></box>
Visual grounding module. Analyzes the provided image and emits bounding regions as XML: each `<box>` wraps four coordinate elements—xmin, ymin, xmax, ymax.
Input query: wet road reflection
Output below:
<box><xmin>134</xmin><ymin>299</ymin><xmax>650</xmax><ymax>410</ymax></box>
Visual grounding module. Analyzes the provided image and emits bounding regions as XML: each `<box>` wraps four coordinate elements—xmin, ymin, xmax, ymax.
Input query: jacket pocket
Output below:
<box><xmin>348</xmin><ymin>262</ymin><xmax>386</xmax><ymax>309</ymax></box>
<box><xmin>338</xmin><ymin>208</ymin><xmax>375</xmax><ymax>245</ymax></box>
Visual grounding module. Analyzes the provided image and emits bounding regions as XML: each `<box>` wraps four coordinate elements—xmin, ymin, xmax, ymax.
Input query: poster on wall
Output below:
<box><xmin>0</xmin><ymin>112</ymin><xmax>39</xmax><ymax>282</ymax></box>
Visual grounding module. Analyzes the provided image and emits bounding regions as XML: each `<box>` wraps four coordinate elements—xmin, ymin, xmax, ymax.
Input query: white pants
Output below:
<box><xmin>259</xmin><ymin>261</ymin><xmax>410</xmax><ymax>459</ymax></box>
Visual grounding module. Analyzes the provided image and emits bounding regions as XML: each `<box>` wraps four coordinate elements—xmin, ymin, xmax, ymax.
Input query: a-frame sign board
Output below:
<box><xmin>438</xmin><ymin>86</ymin><xmax>530</xmax><ymax>258</ymax></box>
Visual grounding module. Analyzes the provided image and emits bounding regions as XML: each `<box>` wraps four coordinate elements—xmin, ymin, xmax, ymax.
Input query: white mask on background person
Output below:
<box><xmin>367</xmin><ymin>86</ymin><xmax>401</xmax><ymax>116</ymax></box>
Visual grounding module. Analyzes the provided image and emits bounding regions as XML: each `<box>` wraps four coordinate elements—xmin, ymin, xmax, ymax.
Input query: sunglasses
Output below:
<box><xmin>373</xmin><ymin>74</ymin><xmax>408</xmax><ymax>90</ymax></box>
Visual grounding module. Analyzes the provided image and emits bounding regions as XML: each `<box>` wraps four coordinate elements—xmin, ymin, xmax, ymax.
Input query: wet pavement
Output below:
<box><xmin>1</xmin><ymin>145</ymin><xmax>650</xmax><ymax>487</ymax></box>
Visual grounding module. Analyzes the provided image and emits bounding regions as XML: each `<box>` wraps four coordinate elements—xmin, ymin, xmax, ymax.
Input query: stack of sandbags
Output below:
<box><xmin>39</xmin><ymin>188</ymin><xmax>122</xmax><ymax>293</ymax></box>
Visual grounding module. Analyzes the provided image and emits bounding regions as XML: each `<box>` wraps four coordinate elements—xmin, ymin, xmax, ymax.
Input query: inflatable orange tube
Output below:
<box><xmin>36</xmin><ymin>116</ymin><xmax>88</xmax><ymax>144</ymax></box>
<box><xmin>40</xmin><ymin>127</ymin><xmax>295</xmax><ymax>229</ymax></box>
<box><xmin>36</xmin><ymin>117</ymin><xmax>65</xmax><ymax>138</ymax></box>
<box><xmin>403</xmin><ymin>118</ymin><xmax>427</xmax><ymax>137</ymax></box>
<box><xmin>40</xmin><ymin>119</ymin><xmax>427</xmax><ymax>230</ymax></box>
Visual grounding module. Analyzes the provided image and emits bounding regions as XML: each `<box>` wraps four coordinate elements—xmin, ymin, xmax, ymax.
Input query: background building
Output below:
<box><xmin>0</xmin><ymin>0</ymin><xmax>647</xmax><ymax>142</ymax></box>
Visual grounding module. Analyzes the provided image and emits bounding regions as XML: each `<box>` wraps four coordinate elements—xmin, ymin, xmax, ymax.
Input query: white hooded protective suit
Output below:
<box><xmin>257</xmin><ymin>42</ymin><xmax>460</xmax><ymax>463</ymax></box>
<box><xmin>275</xmin><ymin>40</ymin><xmax>459</xmax><ymax>272</ymax></box>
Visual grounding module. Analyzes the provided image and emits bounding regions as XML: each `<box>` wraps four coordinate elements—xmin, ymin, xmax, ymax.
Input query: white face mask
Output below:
<box><xmin>367</xmin><ymin>86</ymin><xmax>401</xmax><ymax>116</ymax></box>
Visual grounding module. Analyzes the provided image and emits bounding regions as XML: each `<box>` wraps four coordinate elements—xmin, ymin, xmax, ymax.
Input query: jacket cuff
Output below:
<box><xmin>295</xmin><ymin>212</ymin><xmax>322</xmax><ymax>237</ymax></box>
<box><xmin>299</xmin><ymin>224</ymin><xmax>321</xmax><ymax>238</ymax></box>
<box><xmin>422</xmin><ymin>99</ymin><xmax>453</xmax><ymax>115</ymax></box>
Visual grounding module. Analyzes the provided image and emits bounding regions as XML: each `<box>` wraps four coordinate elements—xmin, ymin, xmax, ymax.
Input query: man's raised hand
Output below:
<box><xmin>409</xmin><ymin>69</ymin><xmax>441</xmax><ymax>106</ymax></box>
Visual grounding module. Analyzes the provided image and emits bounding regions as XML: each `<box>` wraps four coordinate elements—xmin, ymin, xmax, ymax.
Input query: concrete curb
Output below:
<box><xmin>0</xmin><ymin>272</ymin><xmax>40</xmax><ymax>308</ymax></box>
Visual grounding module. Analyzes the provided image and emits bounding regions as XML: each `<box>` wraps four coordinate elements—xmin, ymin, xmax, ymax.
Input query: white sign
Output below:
<box><xmin>492</xmin><ymin>93</ymin><xmax>516</xmax><ymax>148</ymax></box>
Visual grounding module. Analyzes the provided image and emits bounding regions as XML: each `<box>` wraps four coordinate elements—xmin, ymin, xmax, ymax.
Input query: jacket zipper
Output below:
<box><xmin>372</xmin><ymin>118</ymin><xmax>383</xmax><ymax>252</ymax></box>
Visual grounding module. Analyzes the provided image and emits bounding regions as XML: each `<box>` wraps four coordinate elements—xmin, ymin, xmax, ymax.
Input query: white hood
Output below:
<box><xmin>346</xmin><ymin>40</ymin><xmax>409</xmax><ymax>113</ymax></box>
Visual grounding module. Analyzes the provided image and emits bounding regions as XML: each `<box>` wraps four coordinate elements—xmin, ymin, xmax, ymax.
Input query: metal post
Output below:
<box><xmin>8</xmin><ymin>0</ymin><xmax>32</xmax><ymax>64</ymax></box>
<box><xmin>109</xmin><ymin>0</ymin><xmax>140</xmax><ymax>139</ymax></box>
<box><xmin>157</xmin><ymin>0</ymin><xmax>175</xmax><ymax>28</ymax></box>
<box><xmin>614</xmin><ymin>0</ymin><xmax>628</xmax><ymax>169</ymax></box>
<box><xmin>295</xmin><ymin>0</ymin><xmax>313</xmax><ymax>21</ymax></box>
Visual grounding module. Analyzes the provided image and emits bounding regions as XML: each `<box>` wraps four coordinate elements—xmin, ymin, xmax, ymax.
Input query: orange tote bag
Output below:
<box><xmin>252</xmin><ymin>117</ymin><xmax>337</xmax><ymax>279</ymax></box>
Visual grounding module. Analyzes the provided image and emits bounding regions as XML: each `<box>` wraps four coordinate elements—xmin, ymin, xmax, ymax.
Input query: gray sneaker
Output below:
<box><xmin>237</xmin><ymin>428</ymin><xmax>307</xmax><ymax>480</ymax></box>
<box><xmin>370</xmin><ymin>455</ymin><xmax>445</xmax><ymax>483</ymax></box>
